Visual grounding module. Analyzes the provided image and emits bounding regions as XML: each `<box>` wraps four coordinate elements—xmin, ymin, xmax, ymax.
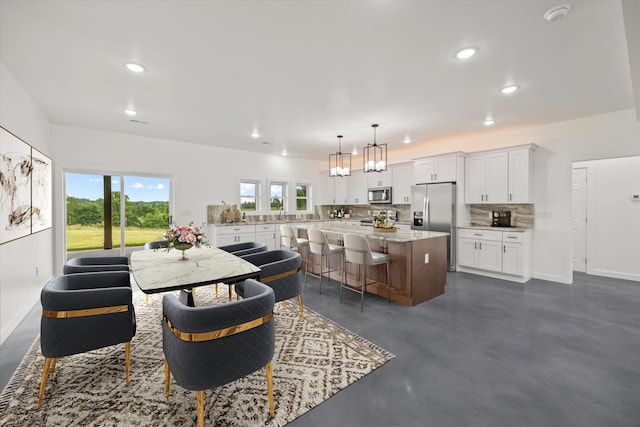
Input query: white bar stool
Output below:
<box><xmin>341</xmin><ymin>233</ymin><xmax>391</xmax><ymax>312</ymax></box>
<box><xmin>306</xmin><ymin>228</ymin><xmax>344</xmax><ymax>293</ymax></box>
<box><xmin>280</xmin><ymin>224</ymin><xmax>310</xmax><ymax>276</ymax></box>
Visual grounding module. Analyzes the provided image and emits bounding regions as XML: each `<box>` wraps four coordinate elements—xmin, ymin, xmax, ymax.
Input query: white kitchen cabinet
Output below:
<box><xmin>464</xmin><ymin>151</ymin><xmax>508</xmax><ymax>203</ymax></box>
<box><xmin>347</xmin><ymin>171</ymin><xmax>368</xmax><ymax>205</ymax></box>
<box><xmin>214</xmin><ymin>224</ymin><xmax>255</xmax><ymax>247</ymax></box>
<box><xmin>255</xmin><ymin>223</ymin><xmax>277</xmax><ymax>250</ymax></box>
<box><xmin>414</xmin><ymin>155</ymin><xmax>458</xmax><ymax>184</ymax></box>
<box><xmin>508</xmin><ymin>148</ymin><xmax>533</xmax><ymax>203</ymax></box>
<box><xmin>367</xmin><ymin>169</ymin><xmax>392</xmax><ymax>188</ymax></box>
<box><xmin>333</xmin><ymin>178</ymin><xmax>348</xmax><ymax>205</ymax></box>
<box><xmin>320</xmin><ymin>173</ymin><xmax>334</xmax><ymax>205</ymax></box>
<box><xmin>457</xmin><ymin>228</ymin><xmax>532</xmax><ymax>283</ymax></box>
<box><xmin>392</xmin><ymin>164</ymin><xmax>413</xmax><ymax>203</ymax></box>
<box><xmin>464</xmin><ymin>145</ymin><xmax>534</xmax><ymax>204</ymax></box>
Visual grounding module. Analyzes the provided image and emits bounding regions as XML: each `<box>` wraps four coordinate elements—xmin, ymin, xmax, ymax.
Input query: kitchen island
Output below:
<box><xmin>297</xmin><ymin>223</ymin><xmax>449</xmax><ymax>306</ymax></box>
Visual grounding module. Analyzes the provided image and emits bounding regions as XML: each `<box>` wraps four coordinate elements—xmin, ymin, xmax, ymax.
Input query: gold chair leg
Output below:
<box><xmin>125</xmin><ymin>342</ymin><xmax>131</xmax><ymax>385</ymax></box>
<box><xmin>282</xmin><ymin>300</ymin><xmax>287</xmax><ymax>309</ymax></box>
<box><xmin>215</xmin><ymin>282</ymin><xmax>219</xmax><ymax>297</ymax></box>
<box><xmin>266</xmin><ymin>361</ymin><xmax>274</xmax><ymax>417</ymax></box>
<box><xmin>50</xmin><ymin>358</ymin><xmax>57</xmax><ymax>375</ymax></box>
<box><xmin>196</xmin><ymin>390</ymin><xmax>205</xmax><ymax>427</ymax></box>
<box><xmin>38</xmin><ymin>357</ymin><xmax>53</xmax><ymax>409</ymax></box>
<box><xmin>193</xmin><ymin>287</ymin><xmax>197</xmax><ymax>295</ymax></box>
<box><xmin>298</xmin><ymin>294</ymin><xmax>305</xmax><ymax>320</ymax></box>
<box><xmin>145</xmin><ymin>294</ymin><xmax>149</xmax><ymax>304</ymax></box>
<box><xmin>164</xmin><ymin>359</ymin><xmax>170</xmax><ymax>399</ymax></box>
<box><xmin>228</xmin><ymin>284</ymin><xmax>233</xmax><ymax>302</ymax></box>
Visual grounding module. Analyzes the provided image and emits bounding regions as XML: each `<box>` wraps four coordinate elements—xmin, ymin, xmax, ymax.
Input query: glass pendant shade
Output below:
<box><xmin>329</xmin><ymin>135</ymin><xmax>351</xmax><ymax>177</ymax></box>
<box><xmin>363</xmin><ymin>124</ymin><xmax>387</xmax><ymax>173</ymax></box>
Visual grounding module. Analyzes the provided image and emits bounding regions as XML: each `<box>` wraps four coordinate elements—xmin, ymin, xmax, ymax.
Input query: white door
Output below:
<box><xmin>572</xmin><ymin>167</ymin><xmax>587</xmax><ymax>272</ymax></box>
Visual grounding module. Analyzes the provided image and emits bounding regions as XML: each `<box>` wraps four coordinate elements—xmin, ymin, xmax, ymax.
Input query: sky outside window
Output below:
<box><xmin>66</xmin><ymin>173</ymin><xmax>169</xmax><ymax>202</ymax></box>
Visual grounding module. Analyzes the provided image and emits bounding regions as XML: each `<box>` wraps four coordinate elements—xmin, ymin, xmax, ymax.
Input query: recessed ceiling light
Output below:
<box><xmin>251</xmin><ymin>130</ymin><xmax>260</xmax><ymax>138</ymax></box>
<box><xmin>501</xmin><ymin>85</ymin><xmax>519</xmax><ymax>94</ymax></box>
<box><xmin>404</xmin><ymin>136</ymin><xmax>411</xmax><ymax>144</ymax></box>
<box><xmin>483</xmin><ymin>119</ymin><xmax>495</xmax><ymax>126</ymax></box>
<box><xmin>124</xmin><ymin>62</ymin><xmax>146</xmax><ymax>73</ymax></box>
<box><xmin>453</xmin><ymin>46</ymin><xmax>479</xmax><ymax>60</ymax></box>
<box><xmin>124</xmin><ymin>109</ymin><xmax>137</xmax><ymax>116</ymax></box>
<box><xmin>351</xmin><ymin>147</ymin><xmax>358</xmax><ymax>155</ymax></box>
<box><xmin>282</xmin><ymin>149</ymin><xmax>288</xmax><ymax>156</ymax></box>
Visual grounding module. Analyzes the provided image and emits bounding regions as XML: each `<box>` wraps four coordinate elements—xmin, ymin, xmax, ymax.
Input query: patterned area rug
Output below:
<box><xmin>0</xmin><ymin>286</ymin><xmax>394</xmax><ymax>426</ymax></box>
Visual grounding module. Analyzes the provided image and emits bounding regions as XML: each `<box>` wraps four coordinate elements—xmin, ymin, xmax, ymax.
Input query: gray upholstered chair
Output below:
<box><xmin>162</xmin><ymin>279</ymin><xmax>275</xmax><ymax>427</ymax></box>
<box><xmin>63</xmin><ymin>256</ymin><xmax>129</xmax><ymax>274</ymax></box>
<box><xmin>236</xmin><ymin>249</ymin><xmax>304</xmax><ymax>319</ymax></box>
<box><xmin>217</xmin><ymin>241</ymin><xmax>268</xmax><ymax>257</ymax></box>
<box><xmin>341</xmin><ymin>233</ymin><xmax>391</xmax><ymax>312</ymax></box>
<box><xmin>216</xmin><ymin>241</ymin><xmax>268</xmax><ymax>299</ymax></box>
<box><xmin>306</xmin><ymin>228</ymin><xmax>344</xmax><ymax>293</ymax></box>
<box><xmin>144</xmin><ymin>240</ymin><xmax>166</xmax><ymax>250</ymax></box>
<box><xmin>38</xmin><ymin>271</ymin><xmax>136</xmax><ymax>408</ymax></box>
<box><xmin>280</xmin><ymin>224</ymin><xmax>310</xmax><ymax>275</ymax></box>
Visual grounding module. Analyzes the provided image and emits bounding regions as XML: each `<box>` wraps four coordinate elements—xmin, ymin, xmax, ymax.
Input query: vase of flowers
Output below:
<box><xmin>162</xmin><ymin>223</ymin><xmax>208</xmax><ymax>260</ymax></box>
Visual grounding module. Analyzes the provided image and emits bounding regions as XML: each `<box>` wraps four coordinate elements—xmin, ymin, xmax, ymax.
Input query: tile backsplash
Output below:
<box><xmin>469</xmin><ymin>204</ymin><xmax>534</xmax><ymax>228</ymax></box>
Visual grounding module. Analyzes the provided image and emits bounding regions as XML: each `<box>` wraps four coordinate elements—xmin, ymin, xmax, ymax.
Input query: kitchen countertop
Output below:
<box><xmin>458</xmin><ymin>225</ymin><xmax>531</xmax><ymax>231</ymax></box>
<box><xmin>297</xmin><ymin>222</ymin><xmax>448</xmax><ymax>243</ymax></box>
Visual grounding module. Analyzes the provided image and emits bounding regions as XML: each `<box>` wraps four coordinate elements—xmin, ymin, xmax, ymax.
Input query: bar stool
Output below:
<box><xmin>280</xmin><ymin>224</ymin><xmax>310</xmax><ymax>277</ymax></box>
<box><xmin>306</xmin><ymin>228</ymin><xmax>344</xmax><ymax>293</ymax></box>
<box><xmin>341</xmin><ymin>233</ymin><xmax>391</xmax><ymax>312</ymax></box>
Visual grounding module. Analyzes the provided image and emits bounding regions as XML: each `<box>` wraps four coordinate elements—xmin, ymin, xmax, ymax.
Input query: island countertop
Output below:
<box><xmin>297</xmin><ymin>222</ymin><xmax>449</xmax><ymax>243</ymax></box>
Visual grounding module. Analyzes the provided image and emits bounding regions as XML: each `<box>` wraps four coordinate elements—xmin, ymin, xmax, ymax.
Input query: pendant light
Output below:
<box><xmin>329</xmin><ymin>135</ymin><xmax>351</xmax><ymax>177</ymax></box>
<box><xmin>363</xmin><ymin>124</ymin><xmax>387</xmax><ymax>173</ymax></box>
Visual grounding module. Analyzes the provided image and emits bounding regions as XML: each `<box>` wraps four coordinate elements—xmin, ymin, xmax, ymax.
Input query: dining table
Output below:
<box><xmin>130</xmin><ymin>246</ymin><xmax>261</xmax><ymax>306</ymax></box>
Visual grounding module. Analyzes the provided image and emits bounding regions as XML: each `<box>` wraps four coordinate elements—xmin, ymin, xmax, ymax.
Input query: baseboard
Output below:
<box><xmin>0</xmin><ymin>288</ymin><xmax>41</xmax><ymax>346</ymax></box>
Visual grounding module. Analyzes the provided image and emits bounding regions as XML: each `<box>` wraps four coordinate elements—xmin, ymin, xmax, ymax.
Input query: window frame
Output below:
<box><xmin>294</xmin><ymin>182</ymin><xmax>312</xmax><ymax>213</ymax></box>
<box><xmin>268</xmin><ymin>180</ymin><xmax>288</xmax><ymax>212</ymax></box>
<box><xmin>239</xmin><ymin>179</ymin><xmax>261</xmax><ymax>213</ymax></box>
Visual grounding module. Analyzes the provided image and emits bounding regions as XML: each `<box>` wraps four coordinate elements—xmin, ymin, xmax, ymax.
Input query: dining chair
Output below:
<box><xmin>63</xmin><ymin>256</ymin><xmax>129</xmax><ymax>274</ymax></box>
<box><xmin>143</xmin><ymin>240</ymin><xmax>166</xmax><ymax>250</ymax></box>
<box><xmin>216</xmin><ymin>241</ymin><xmax>268</xmax><ymax>299</ymax></box>
<box><xmin>236</xmin><ymin>249</ymin><xmax>304</xmax><ymax>319</ymax></box>
<box><xmin>162</xmin><ymin>279</ymin><xmax>275</xmax><ymax>427</ymax></box>
<box><xmin>38</xmin><ymin>271</ymin><xmax>136</xmax><ymax>408</ymax></box>
<box><xmin>341</xmin><ymin>233</ymin><xmax>392</xmax><ymax>312</ymax></box>
<box><xmin>306</xmin><ymin>228</ymin><xmax>344</xmax><ymax>293</ymax></box>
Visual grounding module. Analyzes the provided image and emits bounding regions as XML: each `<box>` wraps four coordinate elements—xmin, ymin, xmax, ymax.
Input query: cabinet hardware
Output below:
<box><xmin>474</xmin><ymin>242</ymin><xmax>477</xmax><ymax>249</ymax></box>
<box><xmin>481</xmin><ymin>194</ymin><xmax>484</xmax><ymax>201</ymax></box>
<box><xmin>474</xmin><ymin>233</ymin><xmax>482</xmax><ymax>236</ymax></box>
<box><xmin>503</xmin><ymin>245</ymin><xmax>506</xmax><ymax>253</ymax></box>
<box><xmin>479</xmin><ymin>242</ymin><xmax>482</xmax><ymax>250</ymax></box>
<box><xmin>509</xmin><ymin>193</ymin><xmax>512</xmax><ymax>201</ymax></box>
<box><xmin>485</xmin><ymin>194</ymin><xmax>488</xmax><ymax>201</ymax></box>
<box><xmin>507</xmin><ymin>236</ymin><xmax>517</xmax><ymax>239</ymax></box>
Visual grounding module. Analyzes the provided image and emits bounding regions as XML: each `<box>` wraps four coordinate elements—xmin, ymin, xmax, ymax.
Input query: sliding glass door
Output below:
<box><xmin>65</xmin><ymin>172</ymin><xmax>170</xmax><ymax>259</ymax></box>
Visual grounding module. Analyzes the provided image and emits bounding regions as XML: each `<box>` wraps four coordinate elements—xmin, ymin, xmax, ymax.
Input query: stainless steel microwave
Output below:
<box><xmin>368</xmin><ymin>187</ymin><xmax>392</xmax><ymax>204</ymax></box>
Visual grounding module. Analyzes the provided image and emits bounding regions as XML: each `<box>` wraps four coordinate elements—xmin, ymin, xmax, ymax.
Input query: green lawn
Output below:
<box><xmin>66</xmin><ymin>225</ymin><xmax>165</xmax><ymax>251</ymax></box>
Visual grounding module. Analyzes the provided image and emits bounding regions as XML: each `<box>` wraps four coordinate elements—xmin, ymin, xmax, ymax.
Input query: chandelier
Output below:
<box><xmin>329</xmin><ymin>135</ymin><xmax>351</xmax><ymax>177</ymax></box>
<box><xmin>363</xmin><ymin>124</ymin><xmax>387</xmax><ymax>173</ymax></box>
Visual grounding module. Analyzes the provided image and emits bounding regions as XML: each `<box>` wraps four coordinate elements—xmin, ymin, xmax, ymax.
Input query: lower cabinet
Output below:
<box><xmin>457</xmin><ymin>228</ymin><xmax>531</xmax><ymax>283</ymax></box>
<box><xmin>255</xmin><ymin>224</ymin><xmax>277</xmax><ymax>251</ymax></box>
<box><xmin>211</xmin><ymin>224</ymin><xmax>256</xmax><ymax>247</ymax></box>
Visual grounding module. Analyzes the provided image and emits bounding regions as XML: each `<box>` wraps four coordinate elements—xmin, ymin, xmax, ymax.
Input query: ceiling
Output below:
<box><xmin>0</xmin><ymin>0</ymin><xmax>636</xmax><ymax>161</ymax></box>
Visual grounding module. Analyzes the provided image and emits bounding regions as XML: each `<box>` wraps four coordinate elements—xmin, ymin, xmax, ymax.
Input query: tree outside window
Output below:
<box><xmin>296</xmin><ymin>184</ymin><xmax>309</xmax><ymax>211</ymax></box>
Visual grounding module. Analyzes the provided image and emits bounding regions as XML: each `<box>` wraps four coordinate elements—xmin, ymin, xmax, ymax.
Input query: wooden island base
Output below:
<box><xmin>300</xmin><ymin>225</ymin><xmax>448</xmax><ymax>306</ymax></box>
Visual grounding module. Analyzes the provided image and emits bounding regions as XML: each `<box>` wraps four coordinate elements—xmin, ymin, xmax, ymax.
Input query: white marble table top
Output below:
<box><xmin>131</xmin><ymin>247</ymin><xmax>261</xmax><ymax>294</ymax></box>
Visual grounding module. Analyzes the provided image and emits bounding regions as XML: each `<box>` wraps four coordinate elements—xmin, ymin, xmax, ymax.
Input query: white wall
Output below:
<box><xmin>390</xmin><ymin>109</ymin><xmax>640</xmax><ymax>284</ymax></box>
<box><xmin>574</xmin><ymin>156</ymin><xmax>640</xmax><ymax>281</ymax></box>
<box><xmin>51</xmin><ymin>125</ymin><xmax>325</xmax><ymax>275</ymax></box>
<box><xmin>0</xmin><ymin>63</ymin><xmax>54</xmax><ymax>344</ymax></box>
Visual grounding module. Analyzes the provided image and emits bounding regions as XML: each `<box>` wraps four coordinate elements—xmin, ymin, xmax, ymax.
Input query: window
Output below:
<box><xmin>240</xmin><ymin>180</ymin><xmax>259</xmax><ymax>211</ymax></box>
<box><xmin>295</xmin><ymin>184</ymin><xmax>310</xmax><ymax>211</ymax></box>
<box><xmin>270</xmin><ymin>182</ymin><xmax>287</xmax><ymax>211</ymax></box>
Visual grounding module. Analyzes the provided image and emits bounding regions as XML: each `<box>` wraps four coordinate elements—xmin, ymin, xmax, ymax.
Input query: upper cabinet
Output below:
<box><xmin>464</xmin><ymin>145</ymin><xmax>534</xmax><ymax>204</ymax></box>
<box><xmin>414</xmin><ymin>154</ymin><xmax>459</xmax><ymax>183</ymax></box>
<box><xmin>347</xmin><ymin>171</ymin><xmax>368</xmax><ymax>205</ymax></box>
<box><xmin>367</xmin><ymin>169</ymin><xmax>393</xmax><ymax>188</ymax></box>
<box><xmin>392</xmin><ymin>164</ymin><xmax>413</xmax><ymax>204</ymax></box>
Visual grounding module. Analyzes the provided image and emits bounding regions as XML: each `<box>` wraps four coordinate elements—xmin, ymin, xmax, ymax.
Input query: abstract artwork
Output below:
<box><xmin>31</xmin><ymin>147</ymin><xmax>52</xmax><ymax>233</ymax></box>
<box><xmin>0</xmin><ymin>126</ymin><xmax>52</xmax><ymax>244</ymax></box>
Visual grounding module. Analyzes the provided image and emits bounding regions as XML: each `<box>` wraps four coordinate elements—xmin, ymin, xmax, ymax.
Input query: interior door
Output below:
<box><xmin>571</xmin><ymin>167</ymin><xmax>587</xmax><ymax>272</ymax></box>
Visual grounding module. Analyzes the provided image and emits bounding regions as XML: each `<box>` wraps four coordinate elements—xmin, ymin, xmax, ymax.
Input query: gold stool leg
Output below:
<box><xmin>196</xmin><ymin>390</ymin><xmax>205</xmax><ymax>427</ymax></box>
<box><xmin>266</xmin><ymin>361</ymin><xmax>274</xmax><ymax>417</ymax></box>
<box><xmin>298</xmin><ymin>294</ymin><xmax>305</xmax><ymax>319</ymax></box>
<box><xmin>164</xmin><ymin>359</ymin><xmax>171</xmax><ymax>399</ymax></box>
<box><xmin>38</xmin><ymin>357</ymin><xmax>53</xmax><ymax>409</ymax></box>
<box><xmin>125</xmin><ymin>341</ymin><xmax>131</xmax><ymax>385</ymax></box>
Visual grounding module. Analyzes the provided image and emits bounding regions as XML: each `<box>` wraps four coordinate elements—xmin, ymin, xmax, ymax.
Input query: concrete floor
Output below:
<box><xmin>1</xmin><ymin>271</ymin><xmax>639</xmax><ymax>426</ymax></box>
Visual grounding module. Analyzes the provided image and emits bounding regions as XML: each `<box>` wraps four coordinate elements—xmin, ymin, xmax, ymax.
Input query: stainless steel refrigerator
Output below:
<box><xmin>411</xmin><ymin>182</ymin><xmax>456</xmax><ymax>271</ymax></box>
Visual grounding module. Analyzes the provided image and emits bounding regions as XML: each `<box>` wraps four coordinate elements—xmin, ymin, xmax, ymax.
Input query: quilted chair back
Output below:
<box><xmin>40</xmin><ymin>271</ymin><xmax>136</xmax><ymax>358</ymax></box>
<box><xmin>162</xmin><ymin>279</ymin><xmax>275</xmax><ymax>391</ymax></box>
<box><xmin>144</xmin><ymin>240</ymin><xmax>166</xmax><ymax>250</ymax></box>
<box><xmin>237</xmin><ymin>250</ymin><xmax>302</xmax><ymax>302</ymax></box>
<box><xmin>63</xmin><ymin>256</ymin><xmax>129</xmax><ymax>274</ymax></box>
<box><xmin>217</xmin><ymin>241</ymin><xmax>268</xmax><ymax>257</ymax></box>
